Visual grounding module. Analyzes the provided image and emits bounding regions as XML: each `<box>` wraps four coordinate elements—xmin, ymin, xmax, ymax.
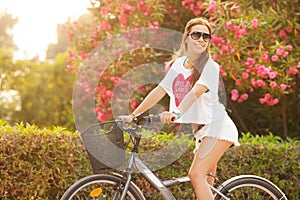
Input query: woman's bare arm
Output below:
<box><xmin>131</xmin><ymin>85</ymin><xmax>166</xmax><ymax>116</ymax></box>
<box><xmin>177</xmin><ymin>84</ymin><xmax>208</xmax><ymax>114</ymax></box>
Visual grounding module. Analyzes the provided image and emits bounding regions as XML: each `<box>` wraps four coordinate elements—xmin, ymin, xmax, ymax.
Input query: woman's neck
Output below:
<box><xmin>183</xmin><ymin>57</ymin><xmax>193</xmax><ymax>69</ymax></box>
<box><xmin>184</xmin><ymin>54</ymin><xmax>201</xmax><ymax>69</ymax></box>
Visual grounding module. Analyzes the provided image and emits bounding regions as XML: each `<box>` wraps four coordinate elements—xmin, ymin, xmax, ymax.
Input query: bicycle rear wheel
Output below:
<box><xmin>60</xmin><ymin>174</ymin><xmax>144</xmax><ymax>200</ymax></box>
<box><xmin>215</xmin><ymin>175</ymin><xmax>287</xmax><ymax>200</ymax></box>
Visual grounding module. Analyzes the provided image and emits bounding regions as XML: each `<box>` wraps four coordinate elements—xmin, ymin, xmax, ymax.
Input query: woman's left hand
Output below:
<box><xmin>160</xmin><ymin>111</ymin><xmax>178</xmax><ymax>124</ymax></box>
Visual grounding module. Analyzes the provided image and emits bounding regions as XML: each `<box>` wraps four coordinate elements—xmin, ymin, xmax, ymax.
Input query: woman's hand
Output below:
<box><xmin>160</xmin><ymin>111</ymin><xmax>178</xmax><ymax>124</ymax></box>
<box><xmin>117</xmin><ymin>114</ymin><xmax>135</xmax><ymax>122</ymax></box>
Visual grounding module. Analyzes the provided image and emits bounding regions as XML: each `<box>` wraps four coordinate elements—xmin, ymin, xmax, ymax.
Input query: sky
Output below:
<box><xmin>0</xmin><ymin>0</ymin><xmax>91</xmax><ymax>61</ymax></box>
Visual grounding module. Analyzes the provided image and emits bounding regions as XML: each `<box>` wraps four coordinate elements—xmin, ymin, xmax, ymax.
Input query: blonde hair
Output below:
<box><xmin>170</xmin><ymin>17</ymin><xmax>212</xmax><ymax>86</ymax></box>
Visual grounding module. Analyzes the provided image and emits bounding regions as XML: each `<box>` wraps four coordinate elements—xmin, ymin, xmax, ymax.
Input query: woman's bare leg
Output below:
<box><xmin>207</xmin><ymin>164</ymin><xmax>217</xmax><ymax>186</ymax></box>
<box><xmin>188</xmin><ymin>137</ymin><xmax>232</xmax><ymax>200</ymax></box>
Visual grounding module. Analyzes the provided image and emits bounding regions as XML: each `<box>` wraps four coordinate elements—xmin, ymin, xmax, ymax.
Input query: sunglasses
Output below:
<box><xmin>189</xmin><ymin>31</ymin><xmax>211</xmax><ymax>42</ymax></box>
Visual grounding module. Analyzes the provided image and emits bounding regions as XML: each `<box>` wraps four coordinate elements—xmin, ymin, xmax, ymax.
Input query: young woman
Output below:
<box><xmin>121</xmin><ymin>17</ymin><xmax>240</xmax><ymax>199</ymax></box>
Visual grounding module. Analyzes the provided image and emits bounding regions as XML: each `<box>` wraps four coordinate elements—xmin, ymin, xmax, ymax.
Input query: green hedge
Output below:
<box><xmin>0</xmin><ymin>122</ymin><xmax>299</xmax><ymax>199</ymax></box>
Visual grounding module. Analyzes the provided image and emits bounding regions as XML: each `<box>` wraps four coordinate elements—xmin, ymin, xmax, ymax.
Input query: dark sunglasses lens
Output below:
<box><xmin>203</xmin><ymin>33</ymin><xmax>211</xmax><ymax>41</ymax></box>
<box><xmin>190</xmin><ymin>32</ymin><xmax>211</xmax><ymax>42</ymax></box>
<box><xmin>191</xmin><ymin>32</ymin><xmax>201</xmax><ymax>40</ymax></box>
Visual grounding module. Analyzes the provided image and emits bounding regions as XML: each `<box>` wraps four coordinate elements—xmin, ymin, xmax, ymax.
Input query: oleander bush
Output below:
<box><xmin>0</xmin><ymin>122</ymin><xmax>299</xmax><ymax>199</ymax></box>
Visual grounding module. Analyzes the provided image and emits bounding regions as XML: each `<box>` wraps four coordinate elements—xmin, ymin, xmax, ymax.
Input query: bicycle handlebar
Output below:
<box><xmin>134</xmin><ymin>114</ymin><xmax>161</xmax><ymax>124</ymax></box>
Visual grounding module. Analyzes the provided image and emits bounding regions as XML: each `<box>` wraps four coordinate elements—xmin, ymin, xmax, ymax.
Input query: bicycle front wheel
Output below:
<box><xmin>215</xmin><ymin>175</ymin><xmax>287</xmax><ymax>200</ymax></box>
<box><xmin>60</xmin><ymin>174</ymin><xmax>144</xmax><ymax>200</ymax></box>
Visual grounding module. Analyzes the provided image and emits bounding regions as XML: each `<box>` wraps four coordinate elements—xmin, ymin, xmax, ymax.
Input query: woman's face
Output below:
<box><xmin>186</xmin><ymin>24</ymin><xmax>211</xmax><ymax>56</ymax></box>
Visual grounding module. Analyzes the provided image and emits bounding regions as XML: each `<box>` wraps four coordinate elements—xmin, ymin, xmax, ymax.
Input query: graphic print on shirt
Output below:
<box><xmin>172</xmin><ymin>73</ymin><xmax>192</xmax><ymax>106</ymax></box>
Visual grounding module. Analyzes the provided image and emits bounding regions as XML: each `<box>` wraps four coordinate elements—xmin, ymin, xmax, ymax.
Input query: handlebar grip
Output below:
<box><xmin>148</xmin><ymin>114</ymin><xmax>161</xmax><ymax>122</ymax></box>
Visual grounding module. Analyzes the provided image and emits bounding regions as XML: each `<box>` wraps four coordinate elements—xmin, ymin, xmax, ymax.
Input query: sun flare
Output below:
<box><xmin>0</xmin><ymin>0</ymin><xmax>90</xmax><ymax>61</ymax></box>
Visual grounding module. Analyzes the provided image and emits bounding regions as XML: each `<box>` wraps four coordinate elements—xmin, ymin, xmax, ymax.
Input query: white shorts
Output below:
<box><xmin>193</xmin><ymin>113</ymin><xmax>240</xmax><ymax>152</ymax></box>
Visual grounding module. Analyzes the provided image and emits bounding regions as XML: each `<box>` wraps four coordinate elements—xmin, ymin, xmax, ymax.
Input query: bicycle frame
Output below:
<box><xmin>120</xmin><ymin>151</ymin><xmax>230</xmax><ymax>200</ymax></box>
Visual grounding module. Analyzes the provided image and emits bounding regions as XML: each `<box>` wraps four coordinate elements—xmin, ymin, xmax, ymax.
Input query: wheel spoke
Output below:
<box><xmin>60</xmin><ymin>174</ymin><xmax>142</xmax><ymax>200</ymax></box>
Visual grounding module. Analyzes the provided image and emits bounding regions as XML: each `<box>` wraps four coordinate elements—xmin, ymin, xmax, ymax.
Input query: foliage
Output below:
<box><xmin>1</xmin><ymin>123</ymin><xmax>299</xmax><ymax>199</ymax></box>
<box><xmin>0</xmin><ymin>11</ymin><xmax>18</xmax><ymax>50</ymax></box>
<box><xmin>63</xmin><ymin>0</ymin><xmax>300</xmax><ymax>138</ymax></box>
<box><xmin>0</xmin><ymin>123</ymin><xmax>91</xmax><ymax>199</ymax></box>
<box><xmin>12</xmin><ymin>53</ymin><xmax>75</xmax><ymax>129</ymax></box>
<box><xmin>46</xmin><ymin>24</ymin><xmax>72</xmax><ymax>60</ymax></box>
<box><xmin>0</xmin><ymin>53</ymin><xmax>75</xmax><ymax>129</ymax></box>
<box><xmin>0</xmin><ymin>10</ymin><xmax>75</xmax><ymax>129</ymax></box>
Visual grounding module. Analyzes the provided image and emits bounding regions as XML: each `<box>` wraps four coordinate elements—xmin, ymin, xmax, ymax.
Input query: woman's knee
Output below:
<box><xmin>188</xmin><ymin>165</ymin><xmax>207</xmax><ymax>185</ymax></box>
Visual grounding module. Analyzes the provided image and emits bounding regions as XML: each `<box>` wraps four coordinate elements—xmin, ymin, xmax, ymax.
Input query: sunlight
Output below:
<box><xmin>0</xmin><ymin>0</ymin><xmax>90</xmax><ymax>61</ymax></box>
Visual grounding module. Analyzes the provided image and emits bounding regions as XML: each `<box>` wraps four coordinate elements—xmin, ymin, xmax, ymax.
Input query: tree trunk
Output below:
<box><xmin>281</xmin><ymin>95</ymin><xmax>288</xmax><ymax>139</ymax></box>
<box><xmin>227</xmin><ymin>100</ymin><xmax>248</xmax><ymax>133</ymax></box>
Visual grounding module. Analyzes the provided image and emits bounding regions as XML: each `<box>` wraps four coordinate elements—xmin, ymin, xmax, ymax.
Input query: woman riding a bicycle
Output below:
<box><xmin>121</xmin><ymin>17</ymin><xmax>240</xmax><ymax>200</ymax></box>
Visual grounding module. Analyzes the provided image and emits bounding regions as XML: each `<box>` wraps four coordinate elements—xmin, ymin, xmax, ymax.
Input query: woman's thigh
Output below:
<box><xmin>189</xmin><ymin>137</ymin><xmax>232</xmax><ymax>176</ymax></box>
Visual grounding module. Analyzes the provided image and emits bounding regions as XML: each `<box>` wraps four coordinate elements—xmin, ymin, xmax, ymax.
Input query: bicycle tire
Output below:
<box><xmin>214</xmin><ymin>175</ymin><xmax>287</xmax><ymax>200</ymax></box>
<box><xmin>60</xmin><ymin>174</ymin><xmax>145</xmax><ymax>200</ymax></box>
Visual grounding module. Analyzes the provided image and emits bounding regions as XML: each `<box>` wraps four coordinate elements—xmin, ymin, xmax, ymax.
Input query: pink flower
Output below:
<box><xmin>100</xmin><ymin>7</ymin><xmax>109</xmax><ymax>15</ymax></box>
<box><xmin>286</xmin><ymin>45</ymin><xmax>293</xmax><ymax>51</ymax></box>
<box><xmin>251</xmin><ymin>19</ymin><xmax>258</xmax><ymax>29</ymax></box>
<box><xmin>219</xmin><ymin>65</ymin><xmax>227</xmax><ymax>76</ymax></box>
<box><xmin>235</xmin><ymin>79</ymin><xmax>242</xmax><ymax>85</ymax></box>
<box><xmin>259</xmin><ymin>93</ymin><xmax>271</xmax><ymax>104</ymax></box>
<box><xmin>130</xmin><ymin>99</ymin><xmax>138</xmax><ymax>109</ymax></box>
<box><xmin>262</xmin><ymin>52</ymin><xmax>269</xmax><ymax>62</ymax></box>
<box><xmin>276</xmin><ymin>47</ymin><xmax>284</xmax><ymax>55</ymax></box>
<box><xmin>279</xmin><ymin>30</ymin><xmax>288</xmax><ymax>40</ymax></box>
<box><xmin>231</xmin><ymin>89</ymin><xmax>239</xmax><ymax>95</ymax></box>
<box><xmin>280</xmin><ymin>84</ymin><xmax>287</xmax><ymax>91</ymax></box>
<box><xmin>269</xmin><ymin>72</ymin><xmax>277</xmax><ymax>79</ymax></box>
<box><xmin>240</xmin><ymin>25</ymin><xmax>248</xmax><ymax>35</ymax></box>
<box><xmin>211</xmin><ymin>35</ymin><xmax>224</xmax><ymax>47</ymax></box>
<box><xmin>268</xmin><ymin>98</ymin><xmax>279</xmax><ymax>106</ymax></box>
<box><xmin>260</xmin><ymin>93</ymin><xmax>279</xmax><ymax>106</ymax></box>
<box><xmin>273</xmin><ymin>98</ymin><xmax>279</xmax><ymax>105</ymax></box>
<box><xmin>122</xmin><ymin>4</ymin><xmax>135</xmax><ymax>14</ymax></box>
<box><xmin>221</xmin><ymin>45</ymin><xmax>229</xmax><ymax>54</ymax></box>
<box><xmin>288</xmin><ymin>67</ymin><xmax>298</xmax><ymax>75</ymax></box>
<box><xmin>251</xmin><ymin>78</ymin><xmax>257</xmax><ymax>87</ymax></box>
<box><xmin>270</xmin><ymin>81</ymin><xmax>277</xmax><ymax>88</ymax></box>
<box><xmin>208</xmin><ymin>0</ymin><xmax>216</xmax><ymax>14</ymax></box>
<box><xmin>256</xmin><ymin>80</ymin><xmax>266</xmax><ymax>87</ymax></box>
<box><xmin>231</xmin><ymin>93</ymin><xmax>239</xmax><ymax>101</ymax></box>
<box><xmin>240</xmin><ymin>93</ymin><xmax>249</xmax><ymax>100</ymax></box>
<box><xmin>110</xmin><ymin>76</ymin><xmax>121</xmax><ymax>86</ymax></box>
<box><xmin>283</xmin><ymin>51</ymin><xmax>289</xmax><ymax>57</ymax></box>
<box><xmin>65</xmin><ymin>65</ymin><xmax>73</xmax><ymax>72</ymax></box>
<box><xmin>147</xmin><ymin>21</ymin><xmax>160</xmax><ymax>28</ymax></box>
<box><xmin>118</xmin><ymin>14</ymin><xmax>127</xmax><ymax>24</ymax></box>
<box><xmin>230</xmin><ymin>48</ymin><xmax>236</xmax><ymax>56</ymax></box>
<box><xmin>264</xmin><ymin>93</ymin><xmax>271</xmax><ymax>100</ymax></box>
<box><xmin>242</xmin><ymin>72</ymin><xmax>249</xmax><ymax>79</ymax></box>
<box><xmin>259</xmin><ymin>98</ymin><xmax>266</xmax><ymax>104</ymax></box>
<box><xmin>225</xmin><ymin>21</ymin><xmax>233</xmax><ymax>30</ymax></box>
<box><xmin>271</xmin><ymin>55</ymin><xmax>278</xmax><ymax>62</ymax></box>
<box><xmin>297</xmin><ymin>61</ymin><xmax>300</xmax><ymax>69</ymax></box>
<box><xmin>247</xmin><ymin>57</ymin><xmax>256</xmax><ymax>65</ymax></box>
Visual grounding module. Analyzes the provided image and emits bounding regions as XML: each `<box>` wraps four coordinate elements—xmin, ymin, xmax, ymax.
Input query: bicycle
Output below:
<box><xmin>60</xmin><ymin>114</ymin><xmax>288</xmax><ymax>200</ymax></box>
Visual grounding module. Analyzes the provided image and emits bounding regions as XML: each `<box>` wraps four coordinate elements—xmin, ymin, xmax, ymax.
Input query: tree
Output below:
<box><xmin>46</xmin><ymin>24</ymin><xmax>72</xmax><ymax>60</ymax></box>
<box><xmin>10</xmin><ymin>54</ymin><xmax>75</xmax><ymax>129</ymax></box>
<box><xmin>0</xmin><ymin>11</ymin><xmax>18</xmax><ymax>50</ymax></box>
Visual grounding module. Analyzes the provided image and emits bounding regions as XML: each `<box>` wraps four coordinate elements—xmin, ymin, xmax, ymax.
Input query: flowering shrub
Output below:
<box><xmin>64</xmin><ymin>0</ymin><xmax>299</xmax><ymax>137</ymax></box>
<box><xmin>203</xmin><ymin>0</ymin><xmax>299</xmax><ymax>108</ymax></box>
